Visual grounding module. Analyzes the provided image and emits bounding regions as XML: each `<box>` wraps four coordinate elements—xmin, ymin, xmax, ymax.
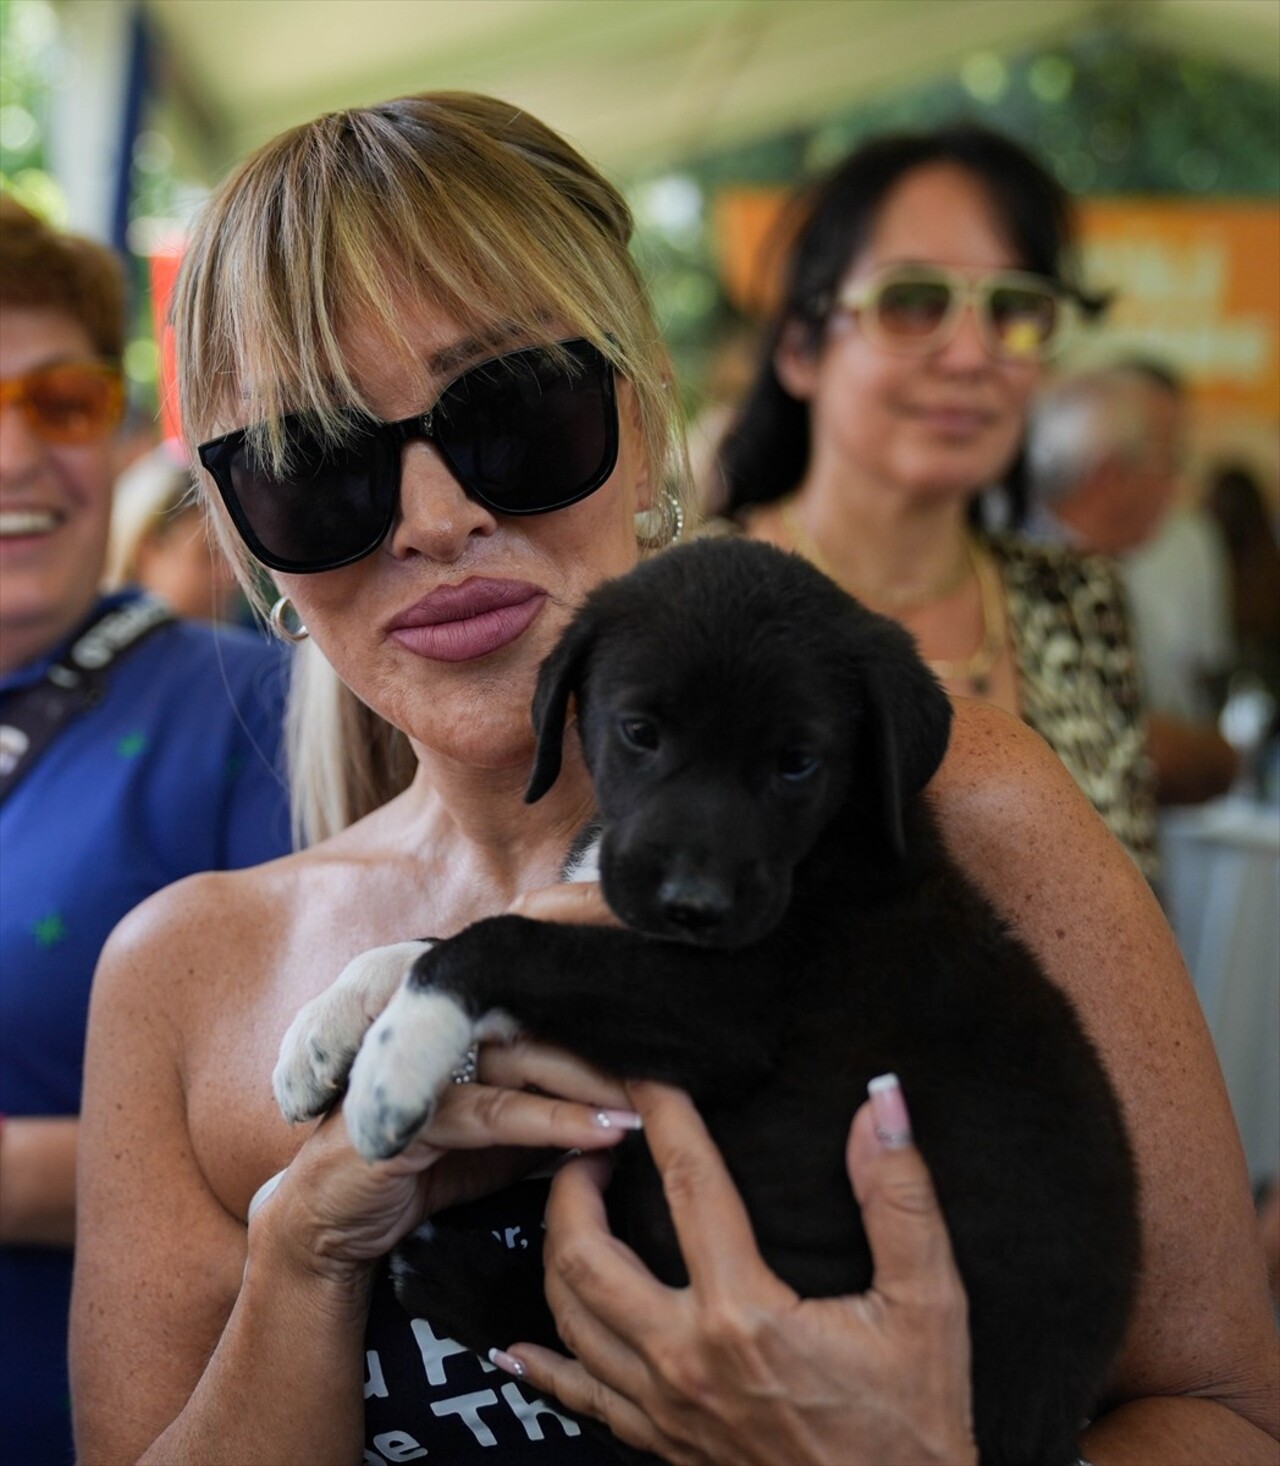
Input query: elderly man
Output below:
<box><xmin>1025</xmin><ymin>359</ymin><xmax>1237</xmax><ymax>805</ymax></box>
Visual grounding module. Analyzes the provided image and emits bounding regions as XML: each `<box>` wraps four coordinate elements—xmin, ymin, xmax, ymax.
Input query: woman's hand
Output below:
<box><xmin>258</xmin><ymin>879</ymin><xmax>634</xmax><ymax>1285</ymax></box>
<box><xmin>499</xmin><ymin>1078</ymin><xmax>978</xmax><ymax>1466</ymax></box>
<box><xmin>257</xmin><ymin>1035</ymin><xmax>640</xmax><ymax>1284</ymax></box>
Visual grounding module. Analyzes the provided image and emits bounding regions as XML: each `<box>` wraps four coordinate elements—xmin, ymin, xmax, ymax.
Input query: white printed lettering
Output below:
<box><xmin>371</xmin><ymin>1431</ymin><xmax>428</xmax><ymax>1462</ymax></box>
<box><xmin>431</xmin><ymin>1389</ymin><xmax>500</xmax><ymax>1445</ymax></box>
<box><xmin>500</xmin><ymin>1381</ymin><xmax>583</xmax><ymax>1440</ymax></box>
<box><xmin>410</xmin><ymin>1316</ymin><xmax>475</xmax><ymax>1386</ymax></box>
<box><xmin>364</xmin><ymin>1348</ymin><xmax>389</xmax><ymax>1399</ymax></box>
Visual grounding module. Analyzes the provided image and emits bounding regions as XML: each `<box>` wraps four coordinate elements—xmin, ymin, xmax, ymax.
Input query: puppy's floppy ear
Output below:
<box><xmin>525</xmin><ymin>612</ymin><xmax>599</xmax><ymax>804</ymax></box>
<box><xmin>855</xmin><ymin>628</ymin><xmax>953</xmax><ymax>859</ymax></box>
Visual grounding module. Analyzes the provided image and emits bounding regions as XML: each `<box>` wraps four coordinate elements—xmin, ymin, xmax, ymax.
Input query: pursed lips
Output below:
<box><xmin>386</xmin><ymin>577</ymin><xmax>548</xmax><ymax>663</ymax></box>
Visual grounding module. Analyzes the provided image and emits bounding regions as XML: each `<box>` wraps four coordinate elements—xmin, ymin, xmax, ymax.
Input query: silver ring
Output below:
<box><xmin>451</xmin><ymin>1044</ymin><xmax>479</xmax><ymax>1085</ymax></box>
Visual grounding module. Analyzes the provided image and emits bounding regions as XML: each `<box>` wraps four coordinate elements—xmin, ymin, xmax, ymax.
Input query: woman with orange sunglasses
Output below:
<box><xmin>0</xmin><ymin>197</ymin><xmax>291</xmax><ymax>1461</ymax></box>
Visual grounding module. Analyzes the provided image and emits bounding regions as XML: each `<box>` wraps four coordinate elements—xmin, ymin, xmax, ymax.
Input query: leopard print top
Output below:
<box><xmin>988</xmin><ymin>534</ymin><xmax>1158</xmax><ymax>881</ymax></box>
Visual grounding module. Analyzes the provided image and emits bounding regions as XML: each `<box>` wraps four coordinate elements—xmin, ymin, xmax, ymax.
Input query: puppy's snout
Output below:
<box><xmin>657</xmin><ymin>872</ymin><xmax>734</xmax><ymax>934</ymax></box>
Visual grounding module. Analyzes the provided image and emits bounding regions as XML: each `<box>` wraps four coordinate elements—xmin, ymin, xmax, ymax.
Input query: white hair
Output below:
<box><xmin>1026</xmin><ymin>369</ymin><xmax>1163</xmax><ymax>508</ymax></box>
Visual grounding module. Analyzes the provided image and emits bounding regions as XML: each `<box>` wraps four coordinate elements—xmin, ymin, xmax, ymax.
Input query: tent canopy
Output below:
<box><xmin>135</xmin><ymin>0</ymin><xmax>1280</xmax><ymax>180</ymax></box>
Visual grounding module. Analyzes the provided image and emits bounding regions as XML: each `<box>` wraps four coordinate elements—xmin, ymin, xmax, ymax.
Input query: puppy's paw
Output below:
<box><xmin>344</xmin><ymin>988</ymin><xmax>474</xmax><ymax>1160</ymax></box>
<box><xmin>273</xmin><ymin>941</ymin><xmax>432</xmax><ymax>1124</ymax></box>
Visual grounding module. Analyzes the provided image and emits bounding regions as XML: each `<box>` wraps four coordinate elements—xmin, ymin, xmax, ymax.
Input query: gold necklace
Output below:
<box><xmin>926</xmin><ymin>541</ymin><xmax>1006</xmax><ymax>697</ymax></box>
<box><xmin>778</xmin><ymin>495</ymin><xmax>972</xmax><ymax>611</ymax></box>
<box><xmin>777</xmin><ymin>495</ymin><xmax>1007</xmax><ymax>696</ymax></box>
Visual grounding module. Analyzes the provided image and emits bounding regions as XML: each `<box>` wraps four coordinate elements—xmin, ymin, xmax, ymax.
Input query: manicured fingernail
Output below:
<box><xmin>868</xmin><ymin>1073</ymin><xmax>912</xmax><ymax>1150</ymax></box>
<box><xmin>488</xmin><ymin>1347</ymin><xmax>526</xmax><ymax>1377</ymax></box>
<box><xmin>594</xmin><ymin>1108</ymin><xmax>644</xmax><ymax>1131</ymax></box>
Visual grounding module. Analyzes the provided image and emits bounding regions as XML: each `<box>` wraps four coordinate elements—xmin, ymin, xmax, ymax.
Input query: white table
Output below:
<box><xmin>1160</xmin><ymin>797</ymin><xmax>1280</xmax><ymax>1186</ymax></box>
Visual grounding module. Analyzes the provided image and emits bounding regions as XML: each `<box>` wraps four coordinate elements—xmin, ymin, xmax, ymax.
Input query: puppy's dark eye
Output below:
<box><xmin>778</xmin><ymin>748</ymin><xmax>820</xmax><ymax>783</ymax></box>
<box><xmin>619</xmin><ymin>717</ymin><xmax>660</xmax><ymax>752</ymax></box>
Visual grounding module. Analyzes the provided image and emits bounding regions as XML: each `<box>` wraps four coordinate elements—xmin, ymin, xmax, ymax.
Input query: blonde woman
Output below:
<box><xmin>70</xmin><ymin>94</ymin><xmax>1277</xmax><ymax>1465</ymax></box>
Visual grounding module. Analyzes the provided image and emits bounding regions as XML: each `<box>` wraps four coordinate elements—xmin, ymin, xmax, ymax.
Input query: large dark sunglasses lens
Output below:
<box><xmin>435</xmin><ymin>343</ymin><xmax>615</xmax><ymax>514</ymax></box>
<box><xmin>220</xmin><ymin>419</ymin><xmax>394</xmax><ymax>570</ymax></box>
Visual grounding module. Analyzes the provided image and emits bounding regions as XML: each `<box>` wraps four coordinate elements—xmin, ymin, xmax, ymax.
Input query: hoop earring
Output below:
<box><xmin>634</xmin><ymin>485</ymin><xmax>685</xmax><ymax>552</ymax></box>
<box><xmin>268</xmin><ymin>594</ymin><xmax>310</xmax><ymax>643</ymax></box>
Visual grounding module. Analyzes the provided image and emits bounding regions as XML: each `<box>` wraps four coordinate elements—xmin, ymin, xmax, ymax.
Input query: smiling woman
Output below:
<box><xmin>0</xmin><ymin>196</ymin><xmax>291</xmax><ymax>1462</ymax></box>
<box><xmin>66</xmin><ymin>93</ymin><xmax>1279</xmax><ymax>1466</ymax></box>
<box><xmin>715</xmin><ymin>125</ymin><xmax>1159</xmax><ymax>880</ymax></box>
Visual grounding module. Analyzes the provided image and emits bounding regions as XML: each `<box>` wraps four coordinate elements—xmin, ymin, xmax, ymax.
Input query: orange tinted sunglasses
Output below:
<box><xmin>0</xmin><ymin>360</ymin><xmax>126</xmax><ymax>445</ymax></box>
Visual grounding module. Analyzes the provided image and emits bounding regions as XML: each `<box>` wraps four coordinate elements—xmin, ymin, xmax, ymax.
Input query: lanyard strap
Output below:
<box><xmin>0</xmin><ymin>597</ymin><xmax>175</xmax><ymax>805</ymax></box>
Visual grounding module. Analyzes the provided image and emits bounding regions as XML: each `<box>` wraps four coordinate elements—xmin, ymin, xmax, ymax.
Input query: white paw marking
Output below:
<box><xmin>272</xmin><ymin>941</ymin><xmax>432</xmax><ymax>1123</ymax></box>
<box><xmin>344</xmin><ymin>989</ymin><xmax>474</xmax><ymax>1160</ymax></box>
<box><xmin>562</xmin><ymin>835</ymin><xmax>601</xmax><ymax>884</ymax></box>
<box><xmin>474</xmin><ymin>1008</ymin><xmax>520</xmax><ymax>1046</ymax></box>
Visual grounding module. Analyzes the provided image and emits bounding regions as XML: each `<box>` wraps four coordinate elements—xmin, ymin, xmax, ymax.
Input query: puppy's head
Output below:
<box><xmin>526</xmin><ymin>539</ymin><xmax>951</xmax><ymax>948</ymax></box>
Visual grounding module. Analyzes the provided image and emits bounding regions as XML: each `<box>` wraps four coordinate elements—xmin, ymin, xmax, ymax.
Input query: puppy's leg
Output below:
<box><xmin>343</xmin><ymin>965</ymin><xmax>518</xmax><ymax>1160</ymax></box>
<box><xmin>273</xmin><ymin>941</ymin><xmax>432</xmax><ymax>1123</ymax></box>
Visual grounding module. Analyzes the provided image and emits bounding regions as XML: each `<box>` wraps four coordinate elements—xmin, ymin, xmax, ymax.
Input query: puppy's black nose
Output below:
<box><xmin>658</xmin><ymin>874</ymin><xmax>733</xmax><ymax>933</ymax></box>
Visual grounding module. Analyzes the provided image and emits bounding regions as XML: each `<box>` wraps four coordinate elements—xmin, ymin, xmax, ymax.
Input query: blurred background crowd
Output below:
<box><xmin>1</xmin><ymin>0</ymin><xmax>1278</xmax><ymax>1436</ymax></box>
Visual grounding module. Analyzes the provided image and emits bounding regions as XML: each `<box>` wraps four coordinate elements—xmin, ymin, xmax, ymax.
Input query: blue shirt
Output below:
<box><xmin>0</xmin><ymin>590</ymin><xmax>292</xmax><ymax>1463</ymax></box>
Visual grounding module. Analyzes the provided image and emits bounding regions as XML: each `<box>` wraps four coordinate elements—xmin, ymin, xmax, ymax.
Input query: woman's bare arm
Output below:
<box><xmin>70</xmin><ymin>877</ymin><xmax>371</xmax><ymax>1466</ymax></box>
<box><xmin>934</xmin><ymin>700</ymin><xmax>1278</xmax><ymax>1459</ymax></box>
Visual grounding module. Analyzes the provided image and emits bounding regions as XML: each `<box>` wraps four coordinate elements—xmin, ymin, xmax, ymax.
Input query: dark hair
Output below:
<box><xmin>1205</xmin><ymin>461</ymin><xmax>1275</xmax><ymax>554</ymax></box>
<box><xmin>719</xmin><ymin>125</ymin><xmax>1091</xmax><ymax>517</ymax></box>
<box><xmin>0</xmin><ymin>195</ymin><xmax>127</xmax><ymax>359</ymax></box>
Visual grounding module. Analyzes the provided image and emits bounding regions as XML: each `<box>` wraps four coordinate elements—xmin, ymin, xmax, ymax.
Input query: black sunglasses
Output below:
<box><xmin>197</xmin><ymin>337</ymin><xmax>619</xmax><ymax>574</ymax></box>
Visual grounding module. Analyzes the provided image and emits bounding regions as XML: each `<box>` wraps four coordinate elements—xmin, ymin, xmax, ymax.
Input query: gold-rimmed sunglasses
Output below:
<box><xmin>835</xmin><ymin>266</ymin><xmax>1077</xmax><ymax>362</ymax></box>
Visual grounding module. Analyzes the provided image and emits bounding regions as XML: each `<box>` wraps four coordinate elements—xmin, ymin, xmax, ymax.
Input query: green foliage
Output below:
<box><xmin>0</xmin><ymin>0</ymin><xmax>64</xmax><ymax>220</ymax></box>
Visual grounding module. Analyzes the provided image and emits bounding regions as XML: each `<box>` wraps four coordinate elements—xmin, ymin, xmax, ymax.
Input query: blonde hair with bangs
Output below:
<box><xmin>172</xmin><ymin>92</ymin><xmax>688</xmax><ymax>845</ymax></box>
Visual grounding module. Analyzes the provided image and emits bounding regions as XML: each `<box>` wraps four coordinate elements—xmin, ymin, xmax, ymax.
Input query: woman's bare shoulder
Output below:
<box><xmin>106</xmin><ymin>852</ymin><xmax>297</xmax><ymax>955</ymax></box>
<box><xmin>94</xmin><ymin>820</ymin><xmax>416</xmax><ymax>1031</ymax></box>
<box><xmin>933</xmin><ymin>696</ymin><xmax>1081</xmax><ymax>813</ymax></box>
<box><xmin>93</xmin><ymin>850</ymin><xmax>320</xmax><ymax>1030</ymax></box>
<box><xmin>926</xmin><ymin>698</ymin><xmax>1169</xmax><ymax>1010</ymax></box>
<box><xmin>929</xmin><ymin>698</ymin><xmax>1119</xmax><ymax>885</ymax></box>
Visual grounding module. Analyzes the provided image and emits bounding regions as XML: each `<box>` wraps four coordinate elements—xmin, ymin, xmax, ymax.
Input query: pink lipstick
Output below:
<box><xmin>387</xmin><ymin>579</ymin><xmax>547</xmax><ymax>663</ymax></box>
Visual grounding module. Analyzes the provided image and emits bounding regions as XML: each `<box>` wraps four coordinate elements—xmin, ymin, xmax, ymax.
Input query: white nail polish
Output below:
<box><xmin>594</xmin><ymin>1108</ymin><xmax>643</xmax><ymax>1130</ymax></box>
<box><xmin>488</xmin><ymin>1347</ymin><xmax>526</xmax><ymax>1377</ymax></box>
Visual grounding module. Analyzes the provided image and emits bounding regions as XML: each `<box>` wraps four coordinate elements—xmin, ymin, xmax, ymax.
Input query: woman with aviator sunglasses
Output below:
<box><xmin>70</xmin><ymin>96</ymin><xmax>1278</xmax><ymax>1466</ymax></box>
<box><xmin>718</xmin><ymin>126</ymin><xmax>1159</xmax><ymax>881</ymax></box>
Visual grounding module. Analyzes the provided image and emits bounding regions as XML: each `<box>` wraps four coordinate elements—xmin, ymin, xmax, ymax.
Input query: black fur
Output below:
<box><xmin>392</xmin><ymin>538</ymin><xmax>1139</xmax><ymax>1466</ymax></box>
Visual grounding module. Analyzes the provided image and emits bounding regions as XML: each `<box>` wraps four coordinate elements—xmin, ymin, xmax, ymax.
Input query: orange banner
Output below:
<box><xmin>1077</xmin><ymin>200</ymin><xmax>1279</xmax><ymax>417</ymax></box>
<box><xmin>148</xmin><ymin>249</ymin><xmax>183</xmax><ymax>445</ymax></box>
<box><xmin>711</xmin><ymin>190</ymin><xmax>1280</xmax><ymax>418</ymax></box>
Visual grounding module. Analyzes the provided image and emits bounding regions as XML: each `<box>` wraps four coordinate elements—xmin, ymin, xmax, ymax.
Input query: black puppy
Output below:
<box><xmin>276</xmin><ymin>537</ymin><xmax>1138</xmax><ymax>1466</ymax></box>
